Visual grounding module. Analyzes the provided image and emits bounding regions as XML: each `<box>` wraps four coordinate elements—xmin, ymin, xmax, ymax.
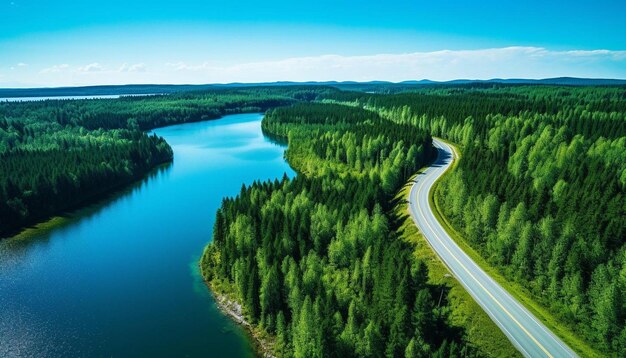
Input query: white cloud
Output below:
<box><xmin>10</xmin><ymin>63</ymin><xmax>28</xmax><ymax>70</ymax></box>
<box><xmin>15</xmin><ymin>47</ymin><xmax>626</xmax><ymax>87</ymax></box>
<box><xmin>77</xmin><ymin>63</ymin><xmax>104</xmax><ymax>73</ymax></box>
<box><xmin>160</xmin><ymin>47</ymin><xmax>626</xmax><ymax>83</ymax></box>
<box><xmin>166</xmin><ymin>61</ymin><xmax>215</xmax><ymax>71</ymax></box>
<box><xmin>40</xmin><ymin>64</ymin><xmax>70</xmax><ymax>74</ymax></box>
<box><xmin>119</xmin><ymin>63</ymin><xmax>147</xmax><ymax>72</ymax></box>
<box><xmin>562</xmin><ymin>49</ymin><xmax>626</xmax><ymax>60</ymax></box>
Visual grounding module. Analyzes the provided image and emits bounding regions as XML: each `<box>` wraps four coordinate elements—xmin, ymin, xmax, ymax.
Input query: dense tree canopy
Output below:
<box><xmin>201</xmin><ymin>103</ymin><xmax>475</xmax><ymax>357</ymax></box>
<box><xmin>324</xmin><ymin>85</ymin><xmax>626</xmax><ymax>355</ymax></box>
<box><xmin>4</xmin><ymin>83</ymin><xmax>624</xmax><ymax>356</ymax></box>
<box><xmin>0</xmin><ymin>87</ymin><xmax>336</xmax><ymax>236</ymax></box>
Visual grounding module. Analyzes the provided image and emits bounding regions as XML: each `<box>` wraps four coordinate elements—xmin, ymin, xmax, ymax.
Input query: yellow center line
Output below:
<box><xmin>413</xmin><ymin>147</ymin><xmax>554</xmax><ymax>358</ymax></box>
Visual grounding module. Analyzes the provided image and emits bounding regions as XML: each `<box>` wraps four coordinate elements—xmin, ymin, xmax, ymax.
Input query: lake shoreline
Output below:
<box><xmin>203</xmin><ymin>277</ymin><xmax>277</xmax><ymax>358</ymax></box>
<box><xmin>1</xmin><ymin>161</ymin><xmax>173</xmax><ymax>241</ymax></box>
<box><xmin>1</xmin><ymin>111</ymin><xmax>264</xmax><ymax>240</ymax></box>
<box><xmin>2</xmin><ymin>113</ymin><xmax>290</xmax><ymax>356</ymax></box>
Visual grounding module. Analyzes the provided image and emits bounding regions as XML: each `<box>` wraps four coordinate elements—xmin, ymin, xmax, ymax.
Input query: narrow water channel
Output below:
<box><xmin>0</xmin><ymin>113</ymin><xmax>294</xmax><ymax>357</ymax></box>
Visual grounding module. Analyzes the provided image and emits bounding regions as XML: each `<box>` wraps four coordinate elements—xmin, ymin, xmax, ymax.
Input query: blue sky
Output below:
<box><xmin>1</xmin><ymin>0</ymin><xmax>625</xmax><ymax>87</ymax></box>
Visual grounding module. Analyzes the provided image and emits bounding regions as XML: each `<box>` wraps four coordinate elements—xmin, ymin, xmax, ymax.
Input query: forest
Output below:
<box><xmin>201</xmin><ymin>103</ymin><xmax>478</xmax><ymax>357</ymax></box>
<box><xmin>3</xmin><ymin>83</ymin><xmax>624</xmax><ymax>356</ymax></box>
<box><xmin>0</xmin><ymin>87</ymin><xmax>333</xmax><ymax>236</ymax></box>
<box><xmin>323</xmin><ymin>85</ymin><xmax>626</xmax><ymax>355</ymax></box>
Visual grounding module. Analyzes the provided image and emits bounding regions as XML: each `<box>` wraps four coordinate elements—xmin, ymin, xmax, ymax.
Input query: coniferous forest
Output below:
<box><xmin>201</xmin><ymin>103</ymin><xmax>476</xmax><ymax>357</ymax></box>
<box><xmin>323</xmin><ymin>85</ymin><xmax>626</xmax><ymax>355</ymax></box>
<box><xmin>0</xmin><ymin>87</ymin><xmax>326</xmax><ymax>236</ymax></box>
<box><xmin>3</xmin><ymin>1</ymin><xmax>625</xmax><ymax>357</ymax></box>
<box><xmin>2</xmin><ymin>84</ymin><xmax>625</xmax><ymax>356</ymax></box>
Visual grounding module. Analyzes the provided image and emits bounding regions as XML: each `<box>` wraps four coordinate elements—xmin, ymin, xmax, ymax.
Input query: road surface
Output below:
<box><xmin>408</xmin><ymin>138</ymin><xmax>576</xmax><ymax>358</ymax></box>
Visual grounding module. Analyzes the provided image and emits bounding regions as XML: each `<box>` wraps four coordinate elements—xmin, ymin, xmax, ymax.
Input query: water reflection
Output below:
<box><xmin>2</xmin><ymin>163</ymin><xmax>173</xmax><ymax>253</ymax></box>
<box><xmin>0</xmin><ymin>113</ymin><xmax>293</xmax><ymax>357</ymax></box>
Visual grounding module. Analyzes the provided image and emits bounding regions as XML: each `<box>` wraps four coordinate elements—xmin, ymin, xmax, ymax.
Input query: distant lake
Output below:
<box><xmin>0</xmin><ymin>94</ymin><xmax>160</xmax><ymax>102</ymax></box>
<box><xmin>0</xmin><ymin>113</ymin><xmax>294</xmax><ymax>356</ymax></box>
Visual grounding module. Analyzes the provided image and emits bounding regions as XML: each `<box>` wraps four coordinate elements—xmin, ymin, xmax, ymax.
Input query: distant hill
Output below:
<box><xmin>399</xmin><ymin>77</ymin><xmax>626</xmax><ymax>86</ymax></box>
<box><xmin>1</xmin><ymin>77</ymin><xmax>624</xmax><ymax>98</ymax></box>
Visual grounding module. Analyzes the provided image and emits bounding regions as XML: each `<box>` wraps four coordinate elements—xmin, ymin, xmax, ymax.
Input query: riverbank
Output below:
<box><xmin>203</xmin><ymin>277</ymin><xmax>277</xmax><ymax>358</ymax></box>
<box><xmin>1</xmin><ymin>113</ymin><xmax>288</xmax><ymax>356</ymax></box>
<box><xmin>2</xmin><ymin>162</ymin><xmax>172</xmax><ymax>241</ymax></box>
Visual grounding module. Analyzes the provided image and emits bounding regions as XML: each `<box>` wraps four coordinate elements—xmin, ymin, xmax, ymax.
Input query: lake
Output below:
<box><xmin>0</xmin><ymin>113</ymin><xmax>294</xmax><ymax>357</ymax></box>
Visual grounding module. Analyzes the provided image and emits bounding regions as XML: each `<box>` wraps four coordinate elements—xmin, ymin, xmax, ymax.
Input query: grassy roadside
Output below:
<box><xmin>429</xmin><ymin>138</ymin><xmax>602</xmax><ymax>358</ymax></box>
<box><xmin>394</xmin><ymin>173</ymin><xmax>520</xmax><ymax>357</ymax></box>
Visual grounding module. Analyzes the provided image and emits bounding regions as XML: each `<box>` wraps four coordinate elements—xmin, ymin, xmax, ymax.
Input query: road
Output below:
<box><xmin>408</xmin><ymin>138</ymin><xmax>576</xmax><ymax>358</ymax></box>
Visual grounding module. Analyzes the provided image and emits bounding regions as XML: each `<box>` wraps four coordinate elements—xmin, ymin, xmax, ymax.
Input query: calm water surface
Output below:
<box><xmin>0</xmin><ymin>113</ymin><xmax>294</xmax><ymax>357</ymax></box>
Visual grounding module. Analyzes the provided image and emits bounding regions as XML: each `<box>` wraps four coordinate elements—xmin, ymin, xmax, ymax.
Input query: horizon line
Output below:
<box><xmin>2</xmin><ymin>76</ymin><xmax>626</xmax><ymax>91</ymax></box>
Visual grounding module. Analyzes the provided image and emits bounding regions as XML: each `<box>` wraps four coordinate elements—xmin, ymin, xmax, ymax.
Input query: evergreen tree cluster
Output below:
<box><xmin>325</xmin><ymin>85</ymin><xmax>626</xmax><ymax>354</ymax></box>
<box><xmin>0</xmin><ymin>128</ymin><xmax>173</xmax><ymax>230</ymax></box>
<box><xmin>0</xmin><ymin>87</ymin><xmax>335</xmax><ymax>236</ymax></box>
<box><xmin>201</xmin><ymin>103</ymin><xmax>474</xmax><ymax>357</ymax></box>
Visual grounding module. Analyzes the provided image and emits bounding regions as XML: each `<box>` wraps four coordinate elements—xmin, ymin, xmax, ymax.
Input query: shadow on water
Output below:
<box><xmin>260</xmin><ymin>127</ymin><xmax>289</xmax><ymax>147</ymax></box>
<box><xmin>3</xmin><ymin>162</ymin><xmax>173</xmax><ymax>251</ymax></box>
<box><xmin>0</xmin><ymin>113</ymin><xmax>288</xmax><ymax>357</ymax></box>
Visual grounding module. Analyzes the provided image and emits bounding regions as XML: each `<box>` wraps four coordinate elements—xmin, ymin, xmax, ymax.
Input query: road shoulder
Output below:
<box><xmin>429</xmin><ymin>139</ymin><xmax>601</xmax><ymax>358</ymax></box>
<box><xmin>394</xmin><ymin>172</ymin><xmax>520</xmax><ymax>357</ymax></box>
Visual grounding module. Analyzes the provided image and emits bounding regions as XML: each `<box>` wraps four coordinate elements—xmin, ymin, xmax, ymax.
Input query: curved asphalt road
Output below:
<box><xmin>408</xmin><ymin>138</ymin><xmax>576</xmax><ymax>358</ymax></box>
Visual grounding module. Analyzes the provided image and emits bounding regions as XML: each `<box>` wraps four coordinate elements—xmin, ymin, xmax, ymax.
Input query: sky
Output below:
<box><xmin>1</xmin><ymin>0</ymin><xmax>625</xmax><ymax>87</ymax></box>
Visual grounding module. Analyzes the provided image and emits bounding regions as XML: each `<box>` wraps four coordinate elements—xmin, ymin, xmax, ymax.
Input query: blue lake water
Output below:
<box><xmin>0</xmin><ymin>113</ymin><xmax>294</xmax><ymax>357</ymax></box>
